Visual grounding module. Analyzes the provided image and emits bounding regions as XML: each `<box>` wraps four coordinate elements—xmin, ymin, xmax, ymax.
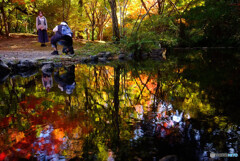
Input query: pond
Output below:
<box><xmin>0</xmin><ymin>49</ymin><xmax>239</xmax><ymax>161</ymax></box>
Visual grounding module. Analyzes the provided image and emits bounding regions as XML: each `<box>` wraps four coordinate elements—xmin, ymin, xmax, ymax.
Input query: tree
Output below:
<box><xmin>96</xmin><ymin>7</ymin><xmax>110</xmax><ymax>40</ymax></box>
<box><xmin>108</xmin><ymin>0</ymin><xmax>120</xmax><ymax>41</ymax></box>
<box><xmin>0</xmin><ymin>1</ymin><xmax>9</xmax><ymax>37</ymax></box>
<box><xmin>84</xmin><ymin>0</ymin><xmax>98</xmax><ymax>41</ymax></box>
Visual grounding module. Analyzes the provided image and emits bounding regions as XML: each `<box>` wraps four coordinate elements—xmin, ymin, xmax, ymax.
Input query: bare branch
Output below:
<box><xmin>136</xmin><ymin>1</ymin><xmax>158</xmax><ymax>32</ymax></box>
<box><xmin>168</xmin><ymin>0</ymin><xmax>180</xmax><ymax>15</ymax></box>
<box><xmin>131</xmin><ymin>5</ymin><xmax>143</xmax><ymax>34</ymax></box>
<box><xmin>140</xmin><ymin>0</ymin><xmax>148</xmax><ymax>12</ymax></box>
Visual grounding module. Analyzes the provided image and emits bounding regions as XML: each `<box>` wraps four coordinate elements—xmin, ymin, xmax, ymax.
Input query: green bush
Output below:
<box><xmin>183</xmin><ymin>0</ymin><xmax>240</xmax><ymax>47</ymax></box>
<box><xmin>120</xmin><ymin>31</ymin><xmax>159</xmax><ymax>56</ymax></box>
<box><xmin>140</xmin><ymin>15</ymin><xmax>179</xmax><ymax>48</ymax></box>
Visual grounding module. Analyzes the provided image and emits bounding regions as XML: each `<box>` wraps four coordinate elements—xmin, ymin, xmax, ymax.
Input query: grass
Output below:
<box><xmin>75</xmin><ymin>41</ymin><xmax>120</xmax><ymax>56</ymax></box>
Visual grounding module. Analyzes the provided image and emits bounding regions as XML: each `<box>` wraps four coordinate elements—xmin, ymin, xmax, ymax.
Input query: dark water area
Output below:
<box><xmin>0</xmin><ymin>49</ymin><xmax>239</xmax><ymax>161</ymax></box>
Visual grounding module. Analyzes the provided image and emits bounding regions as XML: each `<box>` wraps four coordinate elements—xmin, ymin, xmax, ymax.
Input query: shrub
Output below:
<box><xmin>120</xmin><ymin>31</ymin><xmax>159</xmax><ymax>57</ymax></box>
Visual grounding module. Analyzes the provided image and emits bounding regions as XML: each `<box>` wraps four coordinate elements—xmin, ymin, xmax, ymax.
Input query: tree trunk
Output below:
<box><xmin>7</xmin><ymin>21</ymin><xmax>11</xmax><ymax>33</ymax></box>
<box><xmin>0</xmin><ymin>15</ymin><xmax>3</xmax><ymax>34</ymax></box>
<box><xmin>91</xmin><ymin>27</ymin><xmax>94</xmax><ymax>41</ymax></box>
<box><xmin>100</xmin><ymin>29</ymin><xmax>103</xmax><ymax>40</ymax></box>
<box><xmin>157</xmin><ymin>0</ymin><xmax>162</xmax><ymax>15</ymax></box>
<box><xmin>15</xmin><ymin>9</ymin><xmax>18</xmax><ymax>32</ymax></box>
<box><xmin>97</xmin><ymin>30</ymin><xmax>100</xmax><ymax>40</ymax></box>
<box><xmin>119</xmin><ymin>0</ymin><xmax>122</xmax><ymax>37</ymax></box>
<box><xmin>0</xmin><ymin>2</ymin><xmax>9</xmax><ymax>37</ymax></box>
<box><xmin>97</xmin><ymin>26</ymin><xmax>104</xmax><ymax>40</ymax></box>
<box><xmin>91</xmin><ymin>13</ymin><xmax>95</xmax><ymax>41</ymax></box>
<box><xmin>108</xmin><ymin>0</ymin><xmax>120</xmax><ymax>41</ymax></box>
<box><xmin>85</xmin><ymin>28</ymin><xmax>89</xmax><ymax>40</ymax></box>
<box><xmin>122</xmin><ymin>0</ymin><xmax>128</xmax><ymax>36</ymax></box>
<box><xmin>66</xmin><ymin>0</ymin><xmax>71</xmax><ymax>20</ymax></box>
<box><xmin>62</xmin><ymin>0</ymin><xmax>65</xmax><ymax>21</ymax></box>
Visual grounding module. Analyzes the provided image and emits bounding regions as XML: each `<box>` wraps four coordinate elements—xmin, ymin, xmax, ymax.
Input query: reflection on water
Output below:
<box><xmin>0</xmin><ymin>49</ymin><xmax>239</xmax><ymax>161</ymax></box>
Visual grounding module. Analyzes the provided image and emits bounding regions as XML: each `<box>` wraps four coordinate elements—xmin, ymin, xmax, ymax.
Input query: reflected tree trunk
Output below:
<box><xmin>154</xmin><ymin>69</ymin><xmax>161</xmax><ymax>110</ymax></box>
<box><xmin>113</xmin><ymin>65</ymin><xmax>120</xmax><ymax>139</ymax></box>
<box><xmin>94</xmin><ymin>66</ymin><xmax>98</xmax><ymax>88</ymax></box>
<box><xmin>84</xmin><ymin>81</ymin><xmax>90</xmax><ymax>111</ymax></box>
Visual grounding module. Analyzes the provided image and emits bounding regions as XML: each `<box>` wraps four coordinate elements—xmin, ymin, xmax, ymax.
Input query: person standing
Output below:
<box><xmin>36</xmin><ymin>11</ymin><xmax>49</xmax><ymax>47</ymax></box>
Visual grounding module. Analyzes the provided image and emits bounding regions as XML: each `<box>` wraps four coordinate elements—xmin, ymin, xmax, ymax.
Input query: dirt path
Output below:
<box><xmin>0</xmin><ymin>50</ymin><xmax>73</xmax><ymax>61</ymax></box>
<box><xmin>0</xmin><ymin>35</ymin><xmax>85</xmax><ymax>61</ymax></box>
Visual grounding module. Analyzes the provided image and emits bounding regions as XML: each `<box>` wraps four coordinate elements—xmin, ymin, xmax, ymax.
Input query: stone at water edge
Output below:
<box><xmin>0</xmin><ymin>60</ymin><xmax>10</xmax><ymax>70</ymax></box>
<box><xmin>0</xmin><ymin>60</ymin><xmax>11</xmax><ymax>83</ymax></box>
<box><xmin>119</xmin><ymin>54</ymin><xmax>125</xmax><ymax>60</ymax></box>
<box><xmin>53</xmin><ymin>62</ymin><xmax>63</xmax><ymax>68</ymax></box>
<box><xmin>41</xmin><ymin>63</ymin><xmax>54</xmax><ymax>75</ymax></box>
<box><xmin>97</xmin><ymin>52</ymin><xmax>106</xmax><ymax>57</ymax></box>
<box><xmin>9</xmin><ymin>59</ymin><xmax>38</xmax><ymax>78</ymax></box>
<box><xmin>17</xmin><ymin>68</ymin><xmax>38</xmax><ymax>78</ymax></box>
<box><xmin>90</xmin><ymin>55</ymin><xmax>98</xmax><ymax>62</ymax></box>
<box><xmin>159</xmin><ymin>155</ymin><xmax>177</xmax><ymax>161</ymax></box>
<box><xmin>149</xmin><ymin>48</ymin><xmax>167</xmax><ymax>60</ymax></box>
<box><xmin>98</xmin><ymin>57</ymin><xmax>107</xmax><ymax>63</ymax></box>
<box><xmin>41</xmin><ymin>61</ymin><xmax>54</xmax><ymax>66</ymax></box>
<box><xmin>105</xmin><ymin>52</ymin><xmax>112</xmax><ymax>58</ymax></box>
<box><xmin>6</xmin><ymin>60</ymin><xmax>19</xmax><ymax>68</ymax></box>
<box><xmin>17</xmin><ymin>59</ymin><xmax>37</xmax><ymax>69</ymax></box>
<box><xmin>80</xmin><ymin>57</ymin><xmax>90</xmax><ymax>63</ymax></box>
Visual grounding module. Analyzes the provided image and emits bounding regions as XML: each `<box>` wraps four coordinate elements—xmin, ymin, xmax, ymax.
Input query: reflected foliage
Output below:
<box><xmin>0</xmin><ymin>50</ymin><xmax>239</xmax><ymax>161</ymax></box>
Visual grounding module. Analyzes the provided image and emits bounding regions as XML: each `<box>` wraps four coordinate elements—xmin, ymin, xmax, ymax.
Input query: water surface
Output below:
<box><xmin>0</xmin><ymin>49</ymin><xmax>239</xmax><ymax>161</ymax></box>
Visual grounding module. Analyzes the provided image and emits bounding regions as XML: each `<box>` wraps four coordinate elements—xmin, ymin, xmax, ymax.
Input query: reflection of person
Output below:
<box><xmin>51</xmin><ymin>21</ymin><xmax>74</xmax><ymax>55</ymax></box>
<box><xmin>54</xmin><ymin>65</ymin><xmax>76</xmax><ymax>94</ymax></box>
<box><xmin>36</xmin><ymin>11</ymin><xmax>49</xmax><ymax>47</ymax></box>
<box><xmin>108</xmin><ymin>149</ymin><xmax>115</xmax><ymax>161</ymax></box>
<box><xmin>42</xmin><ymin>73</ymin><xmax>53</xmax><ymax>92</ymax></box>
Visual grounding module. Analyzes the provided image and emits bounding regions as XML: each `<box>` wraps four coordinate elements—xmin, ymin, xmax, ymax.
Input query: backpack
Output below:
<box><xmin>61</xmin><ymin>25</ymin><xmax>72</xmax><ymax>36</ymax></box>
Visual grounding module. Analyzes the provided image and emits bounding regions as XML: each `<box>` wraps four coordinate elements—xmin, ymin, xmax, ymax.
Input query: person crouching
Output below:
<box><xmin>51</xmin><ymin>21</ymin><xmax>74</xmax><ymax>55</ymax></box>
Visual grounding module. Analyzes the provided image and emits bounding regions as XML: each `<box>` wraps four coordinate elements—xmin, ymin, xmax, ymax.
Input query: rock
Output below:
<box><xmin>119</xmin><ymin>54</ymin><xmax>125</xmax><ymax>60</ymax></box>
<box><xmin>89</xmin><ymin>61</ymin><xmax>98</xmax><ymax>65</ymax></box>
<box><xmin>80</xmin><ymin>57</ymin><xmax>90</xmax><ymax>63</ymax></box>
<box><xmin>127</xmin><ymin>53</ymin><xmax>135</xmax><ymax>60</ymax></box>
<box><xmin>97</xmin><ymin>52</ymin><xmax>106</xmax><ymax>57</ymax></box>
<box><xmin>105</xmin><ymin>52</ymin><xmax>112</xmax><ymax>58</ymax></box>
<box><xmin>18</xmin><ymin>68</ymin><xmax>38</xmax><ymax>78</ymax></box>
<box><xmin>10</xmin><ymin>59</ymin><xmax>38</xmax><ymax>78</ymax></box>
<box><xmin>17</xmin><ymin>59</ymin><xmax>37</xmax><ymax>69</ymax></box>
<box><xmin>159</xmin><ymin>155</ymin><xmax>177</xmax><ymax>161</ymax></box>
<box><xmin>0</xmin><ymin>60</ymin><xmax>10</xmax><ymax>84</ymax></box>
<box><xmin>41</xmin><ymin>64</ymin><xmax>54</xmax><ymax>75</ymax></box>
<box><xmin>0</xmin><ymin>60</ymin><xmax>10</xmax><ymax>69</ymax></box>
<box><xmin>149</xmin><ymin>48</ymin><xmax>167</xmax><ymax>60</ymax></box>
<box><xmin>41</xmin><ymin>61</ymin><xmax>54</xmax><ymax>66</ymax></box>
<box><xmin>98</xmin><ymin>57</ymin><xmax>107</xmax><ymax>63</ymax></box>
<box><xmin>54</xmin><ymin>62</ymin><xmax>63</xmax><ymax>68</ymax></box>
<box><xmin>90</xmin><ymin>55</ymin><xmax>98</xmax><ymax>62</ymax></box>
<box><xmin>7</xmin><ymin>60</ymin><xmax>18</xmax><ymax>68</ymax></box>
